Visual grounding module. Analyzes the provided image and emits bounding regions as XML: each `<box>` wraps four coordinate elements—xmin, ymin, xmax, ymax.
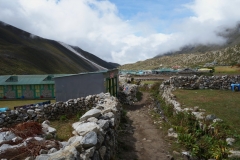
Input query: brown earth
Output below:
<box><xmin>117</xmin><ymin>92</ymin><xmax>171</xmax><ymax>160</ymax></box>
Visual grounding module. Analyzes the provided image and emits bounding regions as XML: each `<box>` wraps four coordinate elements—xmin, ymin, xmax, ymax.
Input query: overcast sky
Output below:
<box><xmin>0</xmin><ymin>0</ymin><xmax>240</xmax><ymax>65</ymax></box>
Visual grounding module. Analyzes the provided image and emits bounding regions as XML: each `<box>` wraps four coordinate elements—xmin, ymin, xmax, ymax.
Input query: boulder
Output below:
<box><xmin>81</xmin><ymin>131</ymin><xmax>98</xmax><ymax>149</ymax></box>
<box><xmin>168</xmin><ymin>128</ymin><xmax>178</xmax><ymax>138</ymax></box>
<box><xmin>80</xmin><ymin>147</ymin><xmax>95</xmax><ymax>160</ymax></box>
<box><xmin>73</xmin><ymin>122</ymin><xmax>100</xmax><ymax>136</ymax></box>
<box><xmin>80</xmin><ymin>109</ymin><xmax>102</xmax><ymax>122</ymax></box>
<box><xmin>99</xmin><ymin>146</ymin><xmax>107</xmax><ymax>159</ymax></box>
<box><xmin>229</xmin><ymin>150</ymin><xmax>240</xmax><ymax>158</ymax></box>
<box><xmin>226</xmin><ymin>138</ymin><xmax>235</xmax><ymax>146</ymax></box>
<box><xmin>48</xmin><ymin>148</ymin><xmax>58</xmax><ymax>154</ymax></box>
<box><xmin>87</xmin><ymin>117</ymin><xmax>98</xmax><ymax>123</ymax></box>
<box><xmin>0</xmin><ymin>131</ymin><xmax>16</xmax><ymax>143</ymax></box>
<box><xmin>206</xmin><ymin>114</ymin><xmax>216</xmax><ymax>121</ymax></box>
<box><xmin>97</xmin><ymin>119</ymin><xmax>109</xmax><ymax>130</ymax></box>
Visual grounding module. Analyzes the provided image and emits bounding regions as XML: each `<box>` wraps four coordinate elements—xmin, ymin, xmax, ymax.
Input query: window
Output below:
<box><xmin>35</xmin><ymin>85</ymin><xmax>40</xmax><ymax>90</ymax></box>
<box><xmin>36</xmin><ymin>91</ymin><xmax>40</xmax><ymax>97</ymax></box>
<box><xmin>0</xmin><ymin>86</ymin><xmax>3</xmax><ymax>97</ymax></box>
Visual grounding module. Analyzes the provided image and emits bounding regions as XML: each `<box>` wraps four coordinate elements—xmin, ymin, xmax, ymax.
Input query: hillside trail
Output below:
<box><xmin>117</xmin><ymin>92</ymin><xmax>171</xmax><ymax>160</ymax></box>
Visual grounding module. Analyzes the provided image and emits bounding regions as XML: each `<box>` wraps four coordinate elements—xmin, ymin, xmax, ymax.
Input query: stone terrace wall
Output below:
<box><xmin>36</xmin><ymin>92</ymin><xmax>121</xmax><ymax>160</ymax></box>
<box><xmin>159</xmin><ymin>79</ymin><xmax>240</xmax><ymax>158</ymax></box>
<box><xmin>169</xmin><ymin>75</ymin><xmax>240</xmax><ymax>90</ymax></box>
<box><xmin>0</xmin><ymin>92</ymin><xmax>121</xmax><ymax>160</ymax></box>
<box><xmin>0</xmin><ymin>94</ymin><xmax>109</xmax><ymax>128</ymax></box>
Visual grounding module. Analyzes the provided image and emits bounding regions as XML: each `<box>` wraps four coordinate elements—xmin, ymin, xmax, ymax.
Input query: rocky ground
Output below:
<box><xmin>117</xmin><ymin>92</ymin><xmax>171</xmax><ymax>160</ymax></box>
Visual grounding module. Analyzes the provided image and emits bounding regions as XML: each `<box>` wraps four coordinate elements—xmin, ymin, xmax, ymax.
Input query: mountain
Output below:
<box><xmin>0</xmin><ymin>21</ymin><xmax>118</xmax><ymax>75</ymax></box>
<box><xmin>156</xmin><ymin>23</ymin><xmax>240</xmax><ymax>57</ymax></box>
<box><xmin>107</xmin><ymin>62</ymin><xmax>120</xmax><ymax>68</ymax></box>
<box><xmin>120</xmin><ymin>23</ymin><xmax>240</xmax><ymax>70</ymax></box>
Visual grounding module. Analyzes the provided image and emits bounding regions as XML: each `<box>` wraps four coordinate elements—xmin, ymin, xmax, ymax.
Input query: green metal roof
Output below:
<box><xmin>0</xmin><ymin>74</ymin><xmax>73</xmax><ymax>85</ymax></box>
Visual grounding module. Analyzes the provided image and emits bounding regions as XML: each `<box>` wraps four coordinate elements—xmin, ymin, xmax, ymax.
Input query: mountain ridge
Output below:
<box><xmin>120</xmin><ymin>23</ymin><xmax>240</xmax><ymax>70</ymax></box>
<box><xmin>0</xmin><ymin>21</ymin><xmax>119</xmax><ymax>75</ymax></box>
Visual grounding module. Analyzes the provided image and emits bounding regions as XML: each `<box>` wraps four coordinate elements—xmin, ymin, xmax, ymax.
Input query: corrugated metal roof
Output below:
<box><xmin>0</xmin><ymin>74</ymin><xmax>73</xmax><ymax>85</ymax></box>
<box><xmin>54</xmin><ymin>69</ymin><xmax>118</xmax><ymax>79</ymax></box>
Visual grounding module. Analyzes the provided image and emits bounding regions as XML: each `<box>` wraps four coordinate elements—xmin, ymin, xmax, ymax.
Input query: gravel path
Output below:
<box><xmin>117</xmin><ymin>92</ymin><xmax>171</xmax><ymax>160</ymax></box>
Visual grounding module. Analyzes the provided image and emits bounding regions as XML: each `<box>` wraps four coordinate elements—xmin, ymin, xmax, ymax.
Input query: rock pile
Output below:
<box><xmin>169</xmin><ymin>75</ymin><xmax>240</xmax><ymax>90</ymax></box>
<box><xmin>0</xmin><ymin>121</ymin><xmax>61</xmax><ymax>159</ymax></box>
<box><xmin>118</xmin><ymin>75</ymin><xmax>139</xmax><ymax>105</ymax></box>
<box><xmin>118</xmin><ymin>83</ymin><xmax>138</xmax><ymax>105</ymax></box>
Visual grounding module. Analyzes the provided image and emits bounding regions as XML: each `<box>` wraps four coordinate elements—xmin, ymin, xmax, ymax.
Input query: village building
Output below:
<box><xmin>54</xmin><ymin>69</ymin><xmax>119</xmax><ymax>101</ymax></box>
<box><xmin>0</xmin><ymin>75</ymin><xmax>70</xmax><ymax>99</ymax></box>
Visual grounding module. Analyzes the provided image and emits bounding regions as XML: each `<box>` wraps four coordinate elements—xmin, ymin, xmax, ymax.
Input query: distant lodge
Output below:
<box><xmin>0</xmin><ymin>69</ymin><xmax>118</xmax><ymax>101</ymax></box>
<box><xmin>119</xmin><ymin>68</ymin><xmax>213</xmax><ymax>76</ymax></box>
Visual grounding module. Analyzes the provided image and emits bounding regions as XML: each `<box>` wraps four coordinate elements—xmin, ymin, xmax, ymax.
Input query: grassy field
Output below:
<box><xmin>214</xmin><ymin>66</ymin><xmax>240</xmax><ymax>75</ymax></box>
<box><xmin>173</xmin><ymin>89</ymin><xmax>240</xmax><ymax>153</ymax></box>
<box><xmin>140</xmin><ymin>80</ymin><xmax>157</xmax><ymax>84</ymax></box>
<box><xmin>173</xmin><ymin>89</ymin><xmax>240</xmax><ymax>133</ymax></box>
<box><xmin>0</xmin><ymin>99</ymin><xmax>56</xmax><ymax>110</ymax></box>
<box><xmin>50</xmin><ymin>114</ymin><xmax>80</xmax><ymax>141</ymax></box>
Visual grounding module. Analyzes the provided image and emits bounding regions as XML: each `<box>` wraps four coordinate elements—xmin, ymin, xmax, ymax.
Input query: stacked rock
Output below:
<box><xmin>169</xmin><ymin>75</ymin><xmax>240</xmax><ymax>90</ymax></box>
<box><xmin>36</xmin><ymin>92</ymin><xmax>121</xmax><ymax>160</ymax></box>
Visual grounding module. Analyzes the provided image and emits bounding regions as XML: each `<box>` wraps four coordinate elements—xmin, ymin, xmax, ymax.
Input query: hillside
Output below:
<box><xmin>0</xmin><ymin>21</ymin><xmax>119</xmax><ymax>75</ymax></box>
<box><xmin>120</xmin><ymin>24</ymin><xmax>240</xmax><ymax>70</ymax></box>
<box><xmin>120</xmin><ymin>44</ymin><xmax>240</xmax><ymax>70</ymax></box>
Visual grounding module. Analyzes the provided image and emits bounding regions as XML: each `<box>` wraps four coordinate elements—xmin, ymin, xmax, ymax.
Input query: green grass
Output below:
<box><xmin>0</xmin><ymin>98</ymin><xmax>84</xmax><ymax>142</ymax></box>
<box><xmin>214</xmin><ymin>66</ymin><xmax>240</xmax><ymax>75</ymax></box>
<box><xmin>141</xmin><ymin>83</ymin><xmax>240</xmax><ymax>158</ymax></box>
<box><xmin>136</xmin><ymin>91</ymin><xmax>143</xmax><ymax>101</ymax></box>
<box><xmin>173</xmin><ymin>89</ymin><xmax>240</xmax><ymax>126</ymax></box>
<box><xmin>0</xmin><ymin>99</ymin><xmax>56</xmax><ymax>110</ymax></box>
<box><xmin>50</xmin><ymin>114</ymin><xmax>79</xmax><ymax>141</ymax></box>
<box><xmin>173</xmin><ymin>89</ymin><xmax>240</xmax><ymax>149</ymax></box>
<box><xmin>141</xmin><ymin>80</ymin><xmax>156</xmax><ymax>84</ymax></box>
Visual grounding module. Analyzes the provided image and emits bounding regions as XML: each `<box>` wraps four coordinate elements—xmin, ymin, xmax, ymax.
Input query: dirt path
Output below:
<box><xmin>118</xmin><ymin>92</ymin><xmax>171</xmax><ymax>160</ymax></box>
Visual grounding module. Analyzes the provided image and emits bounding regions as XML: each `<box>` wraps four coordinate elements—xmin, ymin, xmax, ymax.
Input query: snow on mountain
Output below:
<box><xmin>58</xmin><ymin>42</ymin><xmax>108</xmax><ymax>71</ymax></box>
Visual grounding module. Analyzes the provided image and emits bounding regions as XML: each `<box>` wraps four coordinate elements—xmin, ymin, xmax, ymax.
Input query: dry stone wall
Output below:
<box><xmin>160</xmin><ymin>78</ymin><xmax>240</xmax><ymax>158</ymax></box>
<box><xmin>36</xmin><ymin>92</ymin><xmax>121</xmax><ymax>160</ymax></box>
<box><xmin>118</xmin><ymin>76</ymin><xmax>138</xmax><ymax>105</ymax></box>
<box><xmin>0</xmin><ymin>92</ymin><xmax>121</xmax><ymax>160</ymax></box>
<box><xmin>0</xmin><ymin>93</ymin><xmax>112</xmax><ymax>128</ymax></box>
<box><xmin>169</xmin><ymin>75</ymin><xmax>240</xmax><ymax>90</ymax></box>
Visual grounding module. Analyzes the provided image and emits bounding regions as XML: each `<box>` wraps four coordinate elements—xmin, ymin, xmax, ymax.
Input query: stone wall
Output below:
<box><xmin>169</xmin><ymin>75</ymin><xmax>240</xmax><ymax>90</ymax></box>
<box><xmin>118</xmin><ymin>76</ymin><xmax>138</xmax><ymax>105</ymax></box>
<box><xmin>37</xmin><ymin>92</ymin><xmax>121</xmax><ymax>160</ymax></box>
<box><xmin>0</xmin><ymin>92</ymin><xmax>121</xmax><ymax>160</ymax></box>
<box><xmin>159</xmin><ymin>79</ymin><xmax>240</xmax><ymax>158</ymax></box>
<box><xmin>0</xmin><ymin>93</ymin><xmax>119</xmax><ymax>127</ymax></box>
<box><xmin>23</xmin><ymin>85</ymin><xmax>34</xmax><ymax>98</ymax></box>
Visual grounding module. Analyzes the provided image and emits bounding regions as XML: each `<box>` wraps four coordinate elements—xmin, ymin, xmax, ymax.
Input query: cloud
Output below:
<box><xmin>0</xmin><ymin>0</ymin><xmax>240</xmax><ymax>65</ymax></box>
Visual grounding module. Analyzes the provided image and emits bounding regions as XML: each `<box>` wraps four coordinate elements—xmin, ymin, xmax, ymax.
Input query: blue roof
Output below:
<box><xmin>0</xmin><ymin>74</ymin><xmax>73</xmax><ymax>85</ymax></box>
